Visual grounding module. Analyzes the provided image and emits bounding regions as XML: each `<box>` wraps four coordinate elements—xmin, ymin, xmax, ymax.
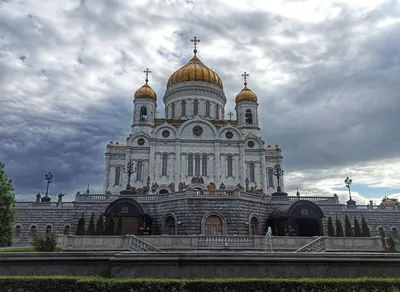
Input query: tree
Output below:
<box><xmin>335</xmin><ymin>216</ymin><xmax>344</xmax><ymax>237</ymax></box>
<box><xmin>115</xmin><ymin>214</ymin><xmax>123</xmax><ymax>236</ymax></box>
<box><xmin>105</xmin><ymin>215</ymin><xmax>115</xmax><ymax>235</ymax></box>
<box><xmin>0</xmin><ymin>162</ymin><xmax>16</xmax><ymax>247</ymax></box>
<box><xmin>361</xmin><ymin>216</ymin><xmax>371</xmax><ymax>237</ymax></box>
<box><xmin>327</xmin><ymin>216</ymin><xmax>335</xmax><ymax>237</ymax></box>
<box><xmin>380</xmin><ymin>229</ymin><xmax>387</xmax><ymax>251</ymax></box>
<box><xmin>386</xmin><ymin>235</ymin><xmax>396</xmax><ymax>253</ymax></box>
<box><xmin>344</xmin><ymin>214</ymin><xmax>354</xmax><ymax>237</ymax></box>
<box><xmin>95</xmin><ymin>214</ymin><xmax>105</xmax><ymax>235</ymax></box>
<box><xmin>76</xmin><ymin>213</ymin><xmax>86</xmax><ymax>235</ymax></box>
<box><xmin>353</xmin><ymin>217</ymin><xmax>362</xmax><ymax>237</ymax></box>
<box><xmin>86</xmin><ymin>213</ymin><xmax>95</xmax><ymax>235</ymax></box>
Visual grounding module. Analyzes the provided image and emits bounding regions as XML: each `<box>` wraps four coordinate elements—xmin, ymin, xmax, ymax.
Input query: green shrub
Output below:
<box><xmin>0</xmin><ymin>246</ymin><xmax>64</xmax><ymax>252</ymax></box>
<box><xmin>31</xmin><ymin>233</ymin><xmax>58</xmax><ymax>252</ymax></box>
<box><xmin>1</xmin><ymin>277</ymin><xmax>400</xmax><ymax>292</ymax></box>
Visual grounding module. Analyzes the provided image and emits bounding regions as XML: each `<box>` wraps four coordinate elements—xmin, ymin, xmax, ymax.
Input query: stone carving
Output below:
<box><xmin>151</xmin><ymin>182</ymin><xmax>159</xmax><ymax>193</ymax></box>
<box><xmin>219</xmin><ymin>182</ymin><xmax>226</xmax><ymax>190</ymax></box>
<box><xmin>191</xmin><ymin>177</ymin><xmax>204</xmax><ymax>184</ymax></box>
<box><xmin>169</xmin><ymin>182</ymin><xmax>175</xmax><ymax>193</ymax></box>
<box><xmin>136</xmin><ymin>188</ymin><xmax>144</xmax><ymax>195</ymax></box>
<box><xmin>295</xmin><ymin>237</ymin><xmax>326</xmax><ymax>253</ymax></box>
<box><xmin>178</xmin><ymin>182</ymin><xmax>187</xmax><ymax>192</ymax></box>
<box><xmin>36</xmin><ymin>193</ymin><xmax>41</xmax><ymax>203</ymax></box>
<box><xmin>129</xmin><ymin>235</ymin><xmax>163</xmax><ymax>253</ymax></box>
<box><xmin>207</xmin><ymin>182</ymin><xmax>216</xmax><ymax>191</ymax></box>
<box><xmin>57</xmin><ymin>193</ymin><xmax>64</xmax><ymax>203</ymax></box>
<box><xmin>236</xmin><ymin>183</ymin><xmax>244</xmax><ymax>191</ymax></box>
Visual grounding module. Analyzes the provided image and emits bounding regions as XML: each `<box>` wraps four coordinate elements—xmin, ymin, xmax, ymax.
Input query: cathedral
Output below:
<box><xmin>12</xmin><ymin>38</ymin><xmax>400</xmax><ymax>246</ymax></box>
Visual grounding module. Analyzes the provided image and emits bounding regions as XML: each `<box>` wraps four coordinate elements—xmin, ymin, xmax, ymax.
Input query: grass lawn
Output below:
<box><xmin>0</xmin><ymin>246</ymin><xmax>64</xmax><ymax>252</ymax></box>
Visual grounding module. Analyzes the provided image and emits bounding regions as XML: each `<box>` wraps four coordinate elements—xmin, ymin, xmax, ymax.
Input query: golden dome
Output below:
<box><xmin>167</xmin><ymin>54</ymin><xmax>223</xmax><ymax>89</ymax></box>
<box><xmin>235</xmin><ymin>86</ymin><xmax>258</xmax><ymax>103</ymax></box>
<box><xmin>134</xmin><ymin>82</ymin><xmax>157</xmax><ymax>101</ymax></box>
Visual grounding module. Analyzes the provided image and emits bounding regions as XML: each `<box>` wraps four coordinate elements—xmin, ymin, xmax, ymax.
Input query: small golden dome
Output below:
<box><xmin>235</xmin><ymin>71</ymin><xmax>258</xmax><ymax>103</ymax></box>
<box><xmin>167</xmin><ymin>54</ymin><xmax>223</xmax><ymax>89</ymax></box>
<box><xmin>134</xmin><ymin>83</ymin><xmax>157</xmax><ymax>101</ymax></box>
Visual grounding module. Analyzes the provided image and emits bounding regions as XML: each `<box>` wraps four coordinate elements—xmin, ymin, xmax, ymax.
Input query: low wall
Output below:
<box><xmin>0</xmin><ymin>252</ymin><xmax>399</xmax><ymax>278</ymax></box>
<box><xmin>64</xmin><ymin>235</ymin><xmax>131</xmax><ymax>251</ymax></box>
<box><xmin>325</xmin><ymin>237</ymin><xmax>383</xmax><ymax>251</ymax></box>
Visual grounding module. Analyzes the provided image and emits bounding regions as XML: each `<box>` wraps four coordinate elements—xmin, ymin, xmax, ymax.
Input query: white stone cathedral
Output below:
<box><xmin>104</xmin><ymin>37</ymin><xmax>283</xmax><ymax>195</ymax></box>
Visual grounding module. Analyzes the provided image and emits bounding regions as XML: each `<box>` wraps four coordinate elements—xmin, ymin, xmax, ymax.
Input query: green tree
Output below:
<box><xmin>353</xmin><ymin>217</ymin><xmax>362</xmax><ymax>237</ymax></box>
<box><xmin>115</xmin><ymin>214</ymin><xmax>123</xmax><ymax>235</ymax></box>
<box><xmin>361</xmin><ymin>216</ymin><xmax>371</xmax><ymax>237</ymax></box>
<box><xmin>105</xmin><ymin>216</ymin><xmax>115</xmax><ymax>235</ymax></box>
<box><xmin>76</xmin><ymin>213</ymin><xmax>86</xmax><ymax>235</ymax></box>
<box><xmin>95</xmin><ymin>214</ymin><xmax>105</xmax><ymax>235</ymax></box>
<box><xmin>0</xmin><ymin>162</ymin><xmax>16</xmax><ymax>247</ymax></box>
<box><xmin>335</xmin><ymin>216</ymin><xmax>344</xmax><ymax>237</ymax></box>
<box><xmin>327</xmin><ymin>216</ymin><xmax>335</xmax><ymax>237</ymax></box>
<box><xmin>344</xmin><ymin>214</ymin><xmax>354</xmax><ymax>237</ymax></box>
<box><xmin>86</xmin><ymin>213</ymin><xmax>95</xmax><ymax>235</ymax></box>
<box><xmin>386</xmin><ymin>235</ymin><xmax>396</xmax><ymax>253</ymax></box>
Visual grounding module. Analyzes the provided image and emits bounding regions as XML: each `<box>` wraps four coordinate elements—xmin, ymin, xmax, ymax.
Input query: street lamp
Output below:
<box><xmin>124</xmin><ymin>159</ymin><xmax>137</xmax><ymax>190</ymax></box>
<box><xmin>344</xmin><ymin>176</ymin><xmax>353</xmax><ymax>200</ymax></box>
<box><xmin>44</xmin><ymin>172</ymin><xmax>53</xmax><ymax>197</ymax></box>
<box><xmin>271</xmin><ymin>164</ymin><xmax>284</xmax><ymax>192</ymax></box>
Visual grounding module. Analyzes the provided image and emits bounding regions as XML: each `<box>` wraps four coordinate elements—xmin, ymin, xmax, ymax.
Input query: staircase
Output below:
<box><xmin>129</xmin><ymin>235</ymin><xmax>163</xmax><ymax>252</ymax></box>
<box><xmin>294</xmin><ymin>236</ymin><xmax>326</xmax><ymax>253</ymax></box>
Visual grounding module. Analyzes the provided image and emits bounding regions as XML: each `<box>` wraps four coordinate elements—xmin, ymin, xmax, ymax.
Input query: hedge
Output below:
<box><xmin>1</xmin><ymin>276</ymin><xmax>400</xmax><ymax>292</ymax></box>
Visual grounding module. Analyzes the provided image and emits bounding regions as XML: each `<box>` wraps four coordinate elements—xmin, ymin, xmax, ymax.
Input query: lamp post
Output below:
<box><xmin>124</xmin><ymin>159</ymin><xmax>137</xmax><ymax>190</ymax></box>
<box><xmin>44</xmin><ymin>172</ymin><xmax>53</xmax><ymax>197</ymax></box>
<box><xmin>271</xmin><ymin>164</ymin><xmax>284</xmax><ymax>192</ymax></box>
<box><xmin>344</xmin><ymin>176</ymin><xmax>353</xmax><ymax>200</ymax></box>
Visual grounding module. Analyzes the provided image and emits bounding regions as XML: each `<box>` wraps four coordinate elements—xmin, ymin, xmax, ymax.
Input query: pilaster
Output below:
<box><xmin>175</xmin><ymin>140</ymin><xmax>181</xmax><ymax>188</ymax></box>
<box><xmin>214</xmin><ymin>141</ymin><xmax>221</xmax><ymax>186</ymax></box>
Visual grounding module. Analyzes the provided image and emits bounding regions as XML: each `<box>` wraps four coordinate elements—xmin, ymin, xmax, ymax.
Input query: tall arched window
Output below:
<box><xmin>202</xmin><ymin>155</ymin><xmax>207</xmax><ymax>176</ymax></box>
<box><xmin>195</xmin><ymin>155</ymin><xmax>201</xmax><ymax>176</ymax></box>
<box><xmin>206</xmin><ymin>101</ymin><xmax>210</xmax><ymax>117</ymax></box>
<box><xmin>30</xmin><ymin>225</ymin><xmax>37</xmax><ymax>237</ymax></box>
<box><xmin>206</xmin><ymin>215</ymin><xmax>223</xmax><ymax>235</ymax></box>
<box><xmin>140</xmin><ymin>106</ymin><xmax>147</xmax><ymax>121</ymax></box>
<box><xmin>64</xmin><ymin>225</ymin><xmax>70</xmax><ymax>236</ymax></box>
<box><xmin>114</xmin><ymin>166</ymin><xmax>121</xmax><ymax>185</ymax></box>
<box><xmin>164</xmin><ymin>216</ymin><xmax>176</xmax><ymax>235</ymax></box>
<box><xmin>194</xmin><ymin>100</ymin><xmax>199</xmax><ymax>115</ymax></box>
<box><xmin>216</xmin><ymin>104</ymin><xmax>220</xmax><ymax>119</ymax></box>
<box><xmin>15</xmin><ymin>225</ymin><xmax>21</xmax><ymax>238</ymax></box>
<box><xmin>136</xmin><ymin>161</ymin><xmax>143</xmax><ymax>181</ymax></box>
<box><xmin>171</xmin><ymin>103</ymin><xmax>175</xmax><ymax>118</ymax></box>
<box><xmin>392</xmin><ymin>227</ymin><xmax>398</xmax><ymax>239</ymax></box>
<box><xmin>250</xmin><ymin>217</ymin><xmax>259</xmax><ymax>236</ymax></box>
<box><xmin>181</xmin><ymin>100</ymin><xmax>186</xmax><ymax>116</ymax></box>
<box><xmin>46</xmin><ymin>225</ymin><xmax>52</xmax><ymax>235</ymax></box>
<box><xmin>227</xmin><ymin>155</ymin><xmax>233</xmax><ymax>177</ymax></box>
<box><xmin>267</xmin><ymin>168</ymin><xmax>274</xmax><ymax>187</ymax></box>
<box><xmin>188</xmin><ymin>154</ymin><xmax>193</xmax><ymax>176</ymax></box>
<box><xmin>162</xmin><ymin>154</ymin><xmax>168</xmax><ymax>176</ymax></box>
<box><xmin>245</xmin><ymin>109</ymin><xmax>253</xmax><ymax>124</ymax></box>
<box><xmin>249</xmin><ymin>163</ymin><xmax>255</xmax><ymax>182</ymax></box>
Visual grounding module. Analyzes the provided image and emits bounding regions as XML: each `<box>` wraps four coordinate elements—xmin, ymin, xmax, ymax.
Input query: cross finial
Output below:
<box><xmin>143</xmin><ymin>68</ymin><xmax>151</xmax><ymax>83</ymax></box>
<box><xmin>241</xmin><ymin>71</ymin><xmax>249</xmax><ymax>87</ymax></box>
<box><xmin>228</xmin><ymin>111</ymin><xmax>234</xmax><ymax>121</ymax></box>
<box><xmin>190</xmin><ymin>36</ymin><xmax>200</xmax><ymax>55</ymax></box>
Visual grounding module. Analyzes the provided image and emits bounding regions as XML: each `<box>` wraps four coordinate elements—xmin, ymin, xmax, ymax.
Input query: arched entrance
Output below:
<box><xmin>104</xmin><ymin>198</ymin><xmax>147</xmax><ymax>235</ymax></box>
<box><xmin>269</xmin><ymin>200</ymin><xmax>325</xmax><ymax>236</ymax></box>
<box><xmin>159</xmin><ymin>189</ymin><xmax>169</xmax><ymax>194</ymax></box>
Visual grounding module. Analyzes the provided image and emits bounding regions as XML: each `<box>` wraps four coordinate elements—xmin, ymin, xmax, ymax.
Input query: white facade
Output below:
<box><xmin>104</xmin><ymin>62</ymin><xmax>283</xmax><ymax>196</ymax></box>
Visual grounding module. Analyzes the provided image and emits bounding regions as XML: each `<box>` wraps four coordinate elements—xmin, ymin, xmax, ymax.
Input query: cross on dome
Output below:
<box><xmin>143</xmin><ymin>68</ymin><xmax>151</xmax><ymax>83</ymax></box>
<box><xmin>190</xmin><ymin>36</ymin><xmax>200</xmax><ymax>55</ymax></box>
<box><xmin>241</xmin><ymin>71</ymin><xmax>249</xmax><ymax>87</ymax></box>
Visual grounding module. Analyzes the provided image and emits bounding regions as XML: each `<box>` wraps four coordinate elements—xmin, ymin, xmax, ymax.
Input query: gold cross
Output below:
<box><xmin>191</xmin><ymin>36</ymin><xmax>200</xmax><ymax>55</ymax></box>
<box><xmin>241</xmin><ymin>71</ymin><xmax>249</xmax><ymax>87</ymax></box>
<box><xmin>228</xmin><ymin>111</ymin><xmax>234</xmax><ymax>121</ymax></box>
<box><xmin>143</xmin><ymin>68</ymin><xmax>151</xmax><ymax>83</ymax></box>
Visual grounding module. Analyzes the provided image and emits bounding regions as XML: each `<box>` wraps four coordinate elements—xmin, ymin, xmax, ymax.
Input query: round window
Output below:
<box><xmin>138</xmin><ymin>138</ymin><xmax>145</xmax><ymax>145</ymax></box>
<box><xmin>193</xmin><ymin>126</ymin><xmax>203</xmax><ymax>136</ymax></box>
<box><xmin>247</xmin><ymin>141</ymin><xmax>255</xmax><ymax>148</ymax></box>
<box><xmin>225</xmin><ymin>131</ymin><xmax>233</xmax><ymax>139</ymax></box>
<box><xmin>162</xmin><ymin>130</ymin><xmax>170</xmax><ymax>138</ymax></box>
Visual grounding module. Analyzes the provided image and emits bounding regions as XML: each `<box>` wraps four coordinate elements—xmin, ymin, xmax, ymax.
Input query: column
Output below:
<box><xmin>234</xmin><ymin>155</ymin><xmax>239</xmax><ymax>180</ymax></box>
<box><xmin>149</xmin><ymin>142</ymin><xmax>156</xmax><ymax>182</ymax></box>
<box><xmin>103</xmin><ymin>155</ymin><xmax>111</xmax><ymax>193</ymax></box>
<box><xmin>239</xmin><ymin>142</ymin><xmax>246</xmax><ymax>186</ymax></box>
<box><xmin>214</xmin><ymin>141</ymin><xmax>221</xmax><ymax>186</ymax></box>
<box><xmin>260</xmin><ymin>154</ymin><xmax>267</xmax><ymax>194</ymax></box>
<box><xmin>175</xmin><ymin>141</ymin><xmax>181</xmax><ymax>189</ymax></box>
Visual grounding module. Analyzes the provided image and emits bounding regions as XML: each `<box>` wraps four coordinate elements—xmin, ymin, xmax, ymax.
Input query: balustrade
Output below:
<box><xmin>129</xmin><ymin>235</ymin><xmax>162</xmax><ymax>252</ymax></box>
<box><xmin>198</xmin><ymin>236</ymin><xmax>254</xmax><ymax>247</ymax></box>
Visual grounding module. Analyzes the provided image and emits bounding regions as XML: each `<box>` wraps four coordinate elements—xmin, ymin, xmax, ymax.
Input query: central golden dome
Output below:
<box><xmin>167</xmin><ymin>53</ymin><xmax>223</xmax><ymax>89</ymax></box>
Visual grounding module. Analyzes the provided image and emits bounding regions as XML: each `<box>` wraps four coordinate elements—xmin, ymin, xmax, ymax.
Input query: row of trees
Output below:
<box><xmin>327</xmin><ymin>215</ymin><xmax>371</xmax><ymax>237</ymax></box>
<box><xmin>76</xmin><ymin>213</ymin><xmax>123</xmax><ymax>236</ymax></box>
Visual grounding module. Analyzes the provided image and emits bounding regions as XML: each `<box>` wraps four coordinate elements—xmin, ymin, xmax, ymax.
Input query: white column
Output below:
<box><xmin>150</xmin><ymin>142</ymin><xmax>156</xmax><ymax>182</ymax></box>
<box><xmin>103</xmin><ymin>155</ymin><xmax>111</xmax><ymax>192</ymax></box>
<box><xmin>214</xmin><ymin>141</ymin><xmax>221</xmax><ymax>186</ymax></box>
<box><xmin>261</xmin><ymin>155</ymin><xmax>267</xmax><ymax>194</ymax></box>
<box><xmin>239</xmin><ymin>142</ymin><xmax>245</xmax><ymax>186</ymax></box>
<box><xmin>175</xmin><ymin>141</ymin><xmax>181</xmax><ymax>189</ymax></box>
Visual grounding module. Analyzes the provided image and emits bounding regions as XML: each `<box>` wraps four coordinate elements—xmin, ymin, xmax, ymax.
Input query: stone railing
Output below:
<box><xmin>198</xmin><ymin>236</ymin><xmax>255</xmax><ymax>247</ymax></box>
<box><xmin>344</xmin><ymin>204</ymin><xmax>400</xmax><ymax>211</ymax></box>
<box><xmin>15</xmin><ymin>202</ymin><xmax>74</xmax><ymax>208</ymax></box>
<box><xmin>195</xmin><ymin>190</ymin><xmax>234</xmax><ymax>196</ymax></box>
<box><xmin>294</xmin><ymin>236</ymin><xmax>327</xmax><ymax>253</ymax></box>
<box><xmin>266</xmin><ymin>196</ymin><xmax>339</xmax><ymax>204</ymax></box>
<box><xmin>129</xmin><ymin>235</ymin><xmax>163</xmax><ymax>252</ymax></box>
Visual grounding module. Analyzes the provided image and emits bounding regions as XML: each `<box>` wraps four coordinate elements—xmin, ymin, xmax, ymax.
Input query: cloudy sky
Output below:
<box><xmin>1</xmin><ymin>0</ymin><xmax>399</xmax><ymax>204</ymax></box>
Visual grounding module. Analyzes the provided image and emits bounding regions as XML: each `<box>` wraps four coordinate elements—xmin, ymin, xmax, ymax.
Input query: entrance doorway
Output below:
<box><xmin>295</xmin><ymin>218</ymin><xmax>320</xmax><ymax>236</ymax></box>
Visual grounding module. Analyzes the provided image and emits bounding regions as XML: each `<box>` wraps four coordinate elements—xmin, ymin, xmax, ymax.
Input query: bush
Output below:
<box><xmin>1</xmin><ymin>277</ymin><xmax>400</xmax><ymax>292</ymax></box>
<box><xmin>31</xmin><ymin>233</ymin><xmax>58</xmax><ymax>252</ymax></box>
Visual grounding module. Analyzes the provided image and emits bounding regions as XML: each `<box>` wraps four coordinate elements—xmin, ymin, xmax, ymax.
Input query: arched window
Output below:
<box><xmin>227</xmin><ymin>155</ymin><xmax>233</xmax><ymax>177</ymax></box>
<box><xmin>140</xmin><ymin>106</ymin><xmax>147</xmax><ymax>121</ymax></box>
<box><xmin>162</xmin><ymin>154</ymin><xmax>168</xmax><ymax>176</ymax></box>
<box><xmin>250</xmin><ymin>217</ymin><xmax>259</xmax><ymax>236</ymax></box>
<box><xmin>195</xmin><ymin>155</ymin><xmax>201</xmax><ymax>176</ymax></box>
<box><xmin>136</xmin><ymin>161</ymin><xmax>143</xmax><ymax>181</ymax></box>
<box><xmin>164</xmin><ymin>216</ymin><xmax>176</xmax><ymax>235</ymax></box>
<box><xmin>378</xmin><ymin>227</ymin><xmax>384</xmax><ymax>237</ymax></box>
<box><xmin>171</xmin><ymin>103</ymin><xmax>175</xmax><ymax>118</ymax></box>
<box><xmin>181</xmin><ymin>100</ymin><xmax>186</xmax><ymax>116</ymax></box>
<box><xmin>194</xmin><ymin>100</ymin><xmax>198</xmax><ymax>115</ymax></box>
<box><xmin>206</xmin><ymin>215</ymin><xmax>223</xmax><ymax>235</ymax></box>
<box><xmin>46</xmin><ymin>225</ymin><xmax>52</xmax><ymax>235</ymax></box>
<box><xmin>245</xmin><ymin>109</ymin><xmax>253</xmax><ymax>124</ymax></box>
<box><xmin>114</xmin><ymin>166</ymin><xmax>121</xmax><ymax>185</ymax></box>
<box><xmin>202</xmin><ymin>155</ymin><xmax>207</xmax><ymax>176</ymax></box>
<box><xmin>188</xmin><ymin>154</ymin><xmax>193</xmax><ymax>176</ymax></box>
<box><xmin>15</xmin><ymin>225</ymin><xmax>21</xmax><ymax>238</ymax></box>
<box><xmin>249</xmin><ymin>163</ymin><xmax>255</xmax><ymax>182</ymax></box>
<box><xmin>64</xmin><ymin>225</ymin><xmax>70</xmax><ymax>236</ymax></box>
<box><xmin>206</xmin><ymin>101</ymin><xmax>210</xmax><ymax>117</ymax></box>
<box><xmin>392</xmin><ymin>227</ymin><xmax>398</xmax><ymax>239</ymax></box>
<box><xmin>30</xmin><ymin>225</ymin><xmax>37</xmax><ymax>237</ymax></box>
<box><xmin>267</xmin><ymin>168</ymin><xmax>274</xmax><ymax>187</ymax></box>
<box><xmin>216</xmin><ymin>104</ymin><xmax>220</xmax><ymax>119</ymax></box>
